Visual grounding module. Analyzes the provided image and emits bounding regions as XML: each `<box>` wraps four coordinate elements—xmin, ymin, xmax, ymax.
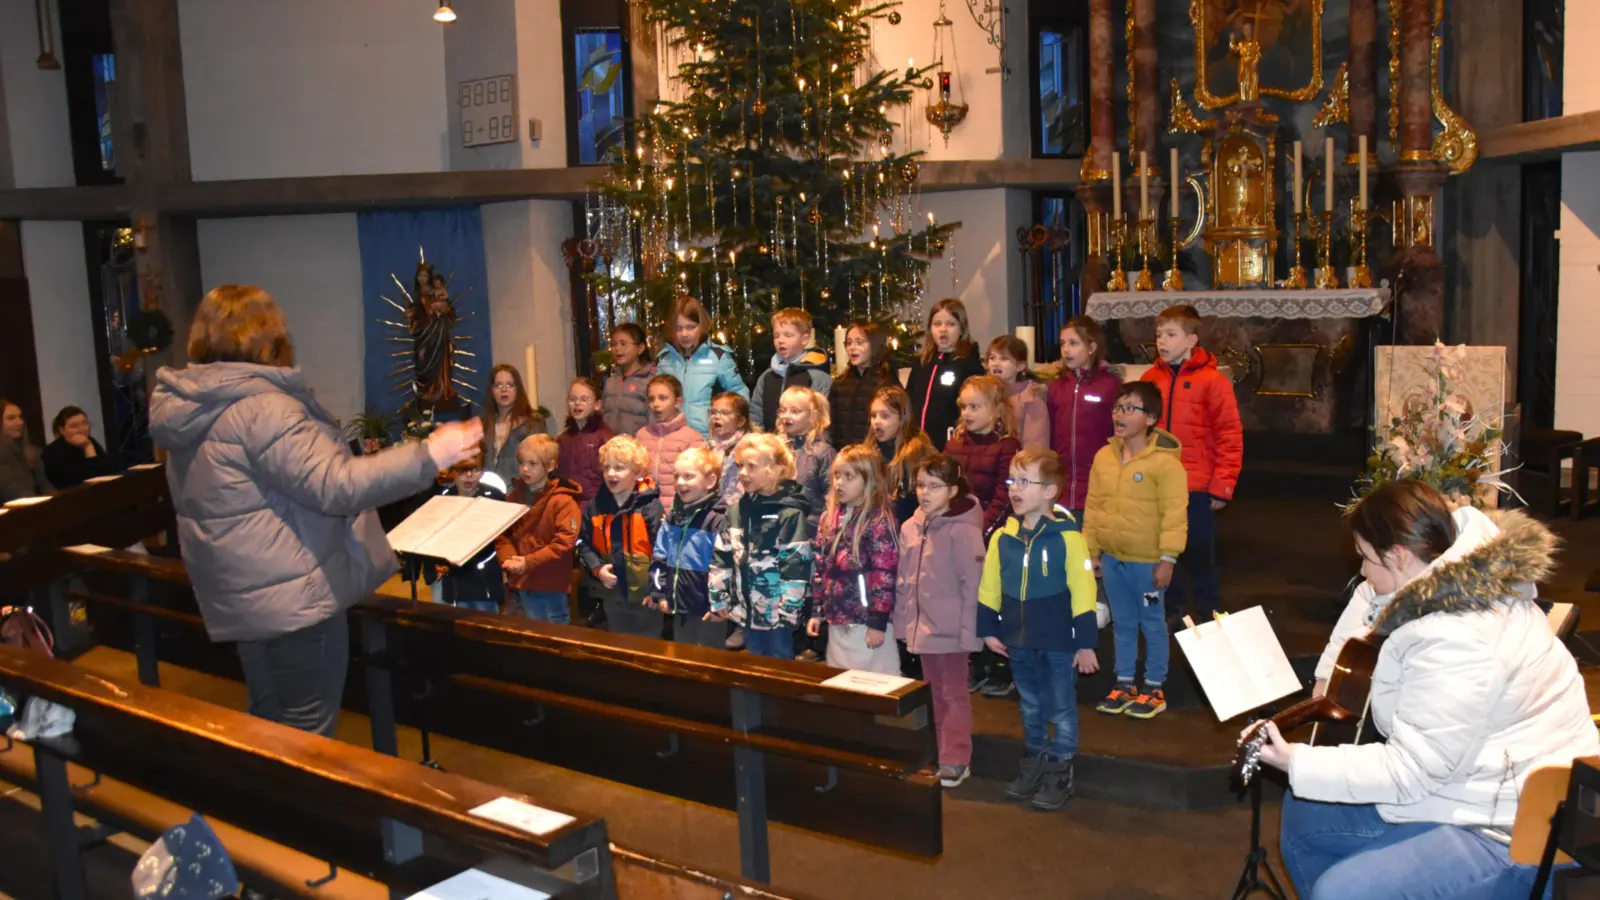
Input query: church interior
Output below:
<box><xmin>3</xmin><ymin>0</ymin><xmax>1600</xmax><ymax>897</ymax></box>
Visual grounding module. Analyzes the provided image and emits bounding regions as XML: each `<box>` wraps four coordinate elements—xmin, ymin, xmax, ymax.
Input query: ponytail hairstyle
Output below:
<box><xmin>821</xmin><ymin>445</ymin><xmax>897</xmax><ymax>564</ymax></box>
<box><xmin>954</xmin><ymin>375</ymin><xmax>1017</xmax><ymax>439</ymax></box>
<box><xmin>1061</xmin><ymin>315</ymin><xmax>1106</xmax><ymax>369</ymax></box>
<box><xmin>861</xmin><ymin>385</ymin><xmax>934</xmax><ymax>498</ymax></box>
<box><xmin>1345</xmin><ymin>480</ymin><xmax>1457</xmax><ymax>567</ymax></box>
<box><xmin>986</xmin><ymin>335</ymin><xmax>1034</xmax><ymax>382</ymax></box>
<box><xmin>610</xmin><ymin>322</ymin><xmax>652</xmax><ymax>364</ymax></box>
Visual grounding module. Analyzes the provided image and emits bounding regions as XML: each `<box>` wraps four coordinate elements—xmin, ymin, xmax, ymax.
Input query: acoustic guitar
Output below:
<box><xmin>1235</xmin><ymin>633</ymin><xmax>1385</xmax><ymax>786</ymax></box>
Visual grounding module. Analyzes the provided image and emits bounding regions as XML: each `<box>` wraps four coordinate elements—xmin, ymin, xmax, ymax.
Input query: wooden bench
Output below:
<box><xmin>0</xmin><ymin>644</ymin><xmax>614</xmax><ymax>900</ymax></box>
<box><xmin>57</xmin><ymin>545</ymin><xmax>941</xmax><ymax>881</ymax></box>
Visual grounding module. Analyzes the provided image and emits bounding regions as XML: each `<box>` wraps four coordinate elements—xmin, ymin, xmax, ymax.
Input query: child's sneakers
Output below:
<box><xmin>1124</xmin><ymin>686</ymin><xmax>1167</xmax><ymax>719</ymax></box>
<box><xmin>937</xmin><ymin>765</ymin><xmax>970</xmax><ymax>788</ymax></box>
<box><xmin>1030</xmin><ymin>758</ymin><xmax>1075</xmax><ymax>811</ymax></box>
<box><xmin>1003</xmin><ymin>755</ymin><xmax>1045</xmax><ymax>800</ymax></box>
<box><xmin>1095</xmin><ymin>681</ymin><xmax>1138</xmax><ymax>715</ymax></box>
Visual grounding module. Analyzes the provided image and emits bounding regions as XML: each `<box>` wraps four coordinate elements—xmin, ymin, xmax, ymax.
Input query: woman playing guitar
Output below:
<box><xmin>1248</xmin><ymin>480</ymin><xmax>1597</xmax><ymax>899</ymax></box>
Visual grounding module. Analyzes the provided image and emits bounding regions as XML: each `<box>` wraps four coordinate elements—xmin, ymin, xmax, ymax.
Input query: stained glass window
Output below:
<box><xmin>574</xmin><ymin>28</ymin><xmax>627</xmax><ymax>165</ymax></box>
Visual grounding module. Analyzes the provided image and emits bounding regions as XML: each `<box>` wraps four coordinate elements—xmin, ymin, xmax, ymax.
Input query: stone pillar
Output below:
<box><xmin>1085</xmin><ymin>0</ymin><xmax>1115</xmax><ymax>178</ymax></box>
<box><xmin>1129</xmin><ymin>0</ymin><xmax>1165</xmax><ymax>220</ymax></box>
<box><xmin>1398</xmin><ymin>0</ymin><xmax>1433</xmax><ymax>161</ymax></box>
<box><xmin>1394</xmin><ymin>168</ymin><xmax>1447</xmax><ymax>345</ymax></box>
<box><xmin>1347</xmin><ymin>0</ymin><xmax>1378</xmax><ymax>162</ymax></box>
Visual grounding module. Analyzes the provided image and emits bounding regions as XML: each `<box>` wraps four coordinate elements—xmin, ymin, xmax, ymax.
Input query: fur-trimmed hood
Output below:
<box><xmin>1374</xmin><ymin>508</ymin><xmax>1558</xmax><ymax>635</ymax></box>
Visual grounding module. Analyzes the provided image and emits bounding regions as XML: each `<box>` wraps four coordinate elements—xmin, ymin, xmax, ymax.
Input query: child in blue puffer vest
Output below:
<box><xmin>648</xmin><ymin>447</ymin><xmax>728</xmax><ymax>648</ymax></box>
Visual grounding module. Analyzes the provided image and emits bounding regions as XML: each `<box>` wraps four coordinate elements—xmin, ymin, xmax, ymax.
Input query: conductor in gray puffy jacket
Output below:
<box><xmin>149</xmin><ymin>285</ymin><xmax>482</xmax><ymax>738</ymax></box>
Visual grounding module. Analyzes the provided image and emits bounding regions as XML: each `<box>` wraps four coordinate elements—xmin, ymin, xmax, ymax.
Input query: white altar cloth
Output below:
<box><xmin>1087</xmin><ymin>288</ymin><xmax>1390</xmax><ymax>320</ymax></box>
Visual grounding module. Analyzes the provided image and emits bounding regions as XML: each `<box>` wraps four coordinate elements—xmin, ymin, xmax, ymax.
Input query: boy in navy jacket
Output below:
<box><xmin>978</xmin><ymin>447</ymin><xmax>1099</xmax><ymax>812</ymax></box>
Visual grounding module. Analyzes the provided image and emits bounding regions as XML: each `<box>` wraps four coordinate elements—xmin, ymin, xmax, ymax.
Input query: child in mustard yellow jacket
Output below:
<box><xmin>1083</xmin><ymin>382</ymin><xmax>1188</xmax><ymax>720</ymax></box>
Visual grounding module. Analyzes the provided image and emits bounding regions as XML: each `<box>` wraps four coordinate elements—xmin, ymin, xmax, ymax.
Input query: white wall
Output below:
<box><xmin>0</xmin><ymin>0</ymin><xmax>73</xmax><ymax>188</ymax></box>
<box><xmin>482</xmin><ymin>200</ymin><xmax>576</xmax><ymax>415</ymax></box>
<box><xmin>920</xmin><ymin>189</ymin><xmax>1020</xmax><ymax>347</ymax></box>
<box><xmin>196</xmin><ymin>216</ymin><xmax>366</xmax><ymax>422</ymax></box>
<box><xmin>22</xmin><ymin>222</ymin><xmax>103</xmax><ymax>440</ymax></box>
<box><xmin>179</xmin><ymin>0</ymin><xmax>449</xmax><ymax>180</ymax></box>
<box><xmin>1557</xmin><ymin>3</ymin><xmax>1600</xmax><ymax>437</ymax></box>
<box><xmin>444</xmin><ymin>0</ymin><xmax>568</xmax><ymax>171</ymax></box>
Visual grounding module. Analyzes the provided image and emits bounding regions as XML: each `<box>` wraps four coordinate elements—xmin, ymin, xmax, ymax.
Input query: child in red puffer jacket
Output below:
<box><xmin>943</xmin><ymin>375</ymin><xmax>1021</xmax><ymax>535</ymax></box>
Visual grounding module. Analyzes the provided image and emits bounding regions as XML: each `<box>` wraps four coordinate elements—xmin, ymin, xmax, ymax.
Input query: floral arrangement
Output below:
<box><xmin>1348</xmin><ymin>341</ymin><xmax>1515</xmax><ymax>509</ymax></box>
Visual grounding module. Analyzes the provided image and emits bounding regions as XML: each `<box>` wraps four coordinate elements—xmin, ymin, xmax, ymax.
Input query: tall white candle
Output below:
<box><xmin>523</xmin><ymin>345</ymin><xmax>539</xmax><ymax>412</ymax></box>
<box><xmin>1015</xmin><ymin>326</ymin><xmax>1036</xmax><ymax>365</ymax></box>
<box><xmin>1293</xmin><ymin>141</ymin><xmax>1304</xmax><ymax>215</ymax></box>
<box><xmin>1170</xmin><ymin>147</ymin><xmax>1180</xmax><ymax>219</ymax></box>
<box><xmin>1112</xmin><ymin>156</ymin><xmax>1122</xmax><ymax>219</ymax></box>
<box><xmin>1324</xmin><ymin>137</ymin><xmax>1335</xmax><ymax>214</ymax></box>
<box><xmin>835</xmin><ymin>325</ymin><xmax>849</xmax><ymax>376</ymax></box>
<box><xmin>1139</xmin><ymin>151</ymin><xmax>1150</xmax><ymax>218</ymax></box>
<box><xmin>1358</xmin><ymin>135</ymin><xmax>1369</xmax><ymax>211</ymax></box>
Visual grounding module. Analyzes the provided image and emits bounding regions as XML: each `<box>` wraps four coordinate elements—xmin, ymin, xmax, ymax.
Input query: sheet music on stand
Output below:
<box><xmin>386</xmin><ymin>495</ymin><xmax>527</xmax><ymax>567</ymax></box>
<box><xmin>1173</xmin><ymin>606</ymin><xmax>1303</xmax><ymax>722</ymax></box>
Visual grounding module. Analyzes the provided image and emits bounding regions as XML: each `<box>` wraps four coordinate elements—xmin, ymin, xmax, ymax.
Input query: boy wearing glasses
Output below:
<box><xmin>1084</xmin><ymin>382</ymin><xmax>1188</xmax><ymax>719</ymax></box>
<box><xmin>978</xmin><ymin>448</ymin><xmax>1099</xmax><ymax>811</ymax></box>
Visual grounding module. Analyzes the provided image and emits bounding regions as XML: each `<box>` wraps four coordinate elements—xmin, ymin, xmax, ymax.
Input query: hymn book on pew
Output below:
<box><xmin>1173</xmin><ymin>605</ymin><xmax>1303</xmax><ymax>722</ymax></box>
<box><xmin>386</xmin><ymin>494</ymin><xmax>527</xmax><ymax>567</ymax></box>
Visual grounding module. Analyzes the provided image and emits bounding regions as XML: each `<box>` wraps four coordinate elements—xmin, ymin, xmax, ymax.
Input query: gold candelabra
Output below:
<box><xmin>1134</xmin><ymin>214</ymin><xmax>1156</xmax><ymax>291</ymax></box>
<box><xmin>1106</xmin><ymin>217</ymin><xmax>1129</xmax><ymax>291</ymax></box>
<box><xmin>1163</xmin><ymin>216</ymin><xmax>1184</xmax><ymax>291</ymax></box>
<box><xmin>1311</xmin><ymin>211</ymin><xmax>1339</xmax><ymax>289</ymax></box>
<box><xmin>1284</xmin><ymin>212</ymin><xmax>1309</xmax><ymax>289</ymax></box>
<box><xmin>1348</xmin><ymin>202</ymin><xmax>1373</xmax><ymax>288</ymax></box>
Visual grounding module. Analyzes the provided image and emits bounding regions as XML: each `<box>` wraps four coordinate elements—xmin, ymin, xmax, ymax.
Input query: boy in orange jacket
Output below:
<box><xmin>1138</xmin><ymin>305</ymin><xmax>1242</xmax><ymax>619</ymax></box>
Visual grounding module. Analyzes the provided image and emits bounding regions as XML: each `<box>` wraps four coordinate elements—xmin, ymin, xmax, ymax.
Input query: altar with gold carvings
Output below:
<box><xmin>1087</xmin><ymin>288</ymin><xmax>1389</xmax><ymax>435</ymax></box>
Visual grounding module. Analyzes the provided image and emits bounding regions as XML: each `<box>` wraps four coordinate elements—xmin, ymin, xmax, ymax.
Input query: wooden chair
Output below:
<box><xmin>1516</xmin><ymin>758</ymin><xmax>1600</xmax><ymax>900</ymax></box>
<box><xmin>1516</xmin><ymin>427</ymin><xmax>1585</xmax><ymax>518</ymax></box>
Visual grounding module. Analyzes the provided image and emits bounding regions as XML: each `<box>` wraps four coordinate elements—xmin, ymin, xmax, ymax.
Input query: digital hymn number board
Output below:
<box><xmin>458</xmin><ymin>75</ymin><xmax>518</xmax><ymax>148</ymax></box>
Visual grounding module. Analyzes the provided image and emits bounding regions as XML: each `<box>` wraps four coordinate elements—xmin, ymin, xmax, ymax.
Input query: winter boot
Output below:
<box><xmin>1030</xmin><ymin>757</ymin><xmax>1075</xmax><ymax>811</ymax></box>
<box><xmin>1003</xmin><ymin>754</ymin><xmax>1046</xmax><ymax>800</ymax></box>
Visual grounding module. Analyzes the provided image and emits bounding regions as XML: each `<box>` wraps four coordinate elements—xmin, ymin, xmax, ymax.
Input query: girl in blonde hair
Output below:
<box><xmin>776</xmin><ymin>385</ymin><xmax>836</xmax><ymax>537</ymax></box>
<box><xmin>944</xmin><ymin>375</ymin><xmax>1020</xmax><ymax>534</ymax></box>
<box><xmin>805</xmin><ymin>446</ymin><xmax>901</xmax><ymax>673</ymax></box>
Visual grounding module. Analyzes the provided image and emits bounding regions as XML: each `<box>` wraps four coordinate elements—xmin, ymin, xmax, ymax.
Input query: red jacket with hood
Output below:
<box><xmin>1139</xmin><ymin>347</ymin><xmax>1243</xmax><ymax>501</ymax></box>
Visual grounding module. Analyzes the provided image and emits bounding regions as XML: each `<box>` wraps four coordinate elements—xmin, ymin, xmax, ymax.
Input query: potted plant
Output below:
<box><xmin>344</xmin><ymin>409</ymin><xmax>397</xmax><ymax>455</ymax></box>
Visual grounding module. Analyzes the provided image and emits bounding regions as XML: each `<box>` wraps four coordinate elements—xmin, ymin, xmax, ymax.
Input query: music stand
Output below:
<box><xmin>395</xmin><ymin>550</ymin><xmax>444</xmax><ymax>771</ymax></box>
<box><xmin>1234</xmin><ymin>711</ymin><xmax>1289</xmax><ymax>900</ymax></box>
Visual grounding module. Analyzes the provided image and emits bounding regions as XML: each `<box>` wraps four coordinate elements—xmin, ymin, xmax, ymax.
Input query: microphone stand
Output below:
<box><xmin>1233</xmin><ymin>710</ymin><xmax>1288</xmax><ymax>900</ymax></box>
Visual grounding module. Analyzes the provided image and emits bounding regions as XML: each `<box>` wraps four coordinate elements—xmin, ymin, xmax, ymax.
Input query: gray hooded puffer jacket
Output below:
<box><xmin>149</xmin><ymin>363</ymin><xmax>438</xmax><ymax>642</ymax></box>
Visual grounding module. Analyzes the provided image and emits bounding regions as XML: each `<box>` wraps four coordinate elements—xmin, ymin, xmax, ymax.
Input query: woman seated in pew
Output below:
<box><xmin>1</xmin><ymin>398</ymin><xmax>52</xmax><ymax>502</ymax></box>
<box><xmin>41</xmin><ymin>405</ymin><xmax>123</xmax><ymax>489</ymax></box>
<box><xmin>149</xmin><ymin>285</ymin><xmax>481</xmax><ymax>738</ymax></box>
<box><xmin>1248</xmin><ymin>480</ymin><xmax>1598</xmax><ymax>899</ymax></box>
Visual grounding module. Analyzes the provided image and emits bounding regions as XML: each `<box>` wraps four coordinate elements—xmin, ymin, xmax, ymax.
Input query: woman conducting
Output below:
<box><xmin>150</xmin><ymin>284</ymin><xmax>481</xmax><ymax>737</ymax></box>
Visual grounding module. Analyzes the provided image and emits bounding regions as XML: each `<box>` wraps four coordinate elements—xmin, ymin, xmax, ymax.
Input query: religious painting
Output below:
<box><xmin>1190</xmin><ymin>0</ymin><xmax>1325</xmax><ymax>109</ymax></box>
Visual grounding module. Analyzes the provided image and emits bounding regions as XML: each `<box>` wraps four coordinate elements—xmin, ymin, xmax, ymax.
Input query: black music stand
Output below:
<box><xmin>395</xmin><ymin>550</ymin><xmax>444</xmax><ymax>771</ymax></box>
<box><xmin>1233</xmin><ymin>711</ymin><xmax>1289</xmax><ymax>900</ymax></box>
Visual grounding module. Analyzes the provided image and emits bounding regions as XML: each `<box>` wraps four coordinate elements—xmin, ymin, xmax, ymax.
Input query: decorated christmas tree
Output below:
<box><xmin>587</xmin><ymin>0</ymin><xmax>958</xmax><ymax>370</ymax></box>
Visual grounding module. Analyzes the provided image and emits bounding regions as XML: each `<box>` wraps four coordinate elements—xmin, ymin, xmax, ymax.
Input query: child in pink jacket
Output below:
<box><xmin>636</xmin><ymin>373</ymin><xmax>702</xmax><ymax>511</ymax></box>
<box><xmin>893</xmin><ymin>453</ymin><xmax>985</xmax><ymax>788</ymax></box>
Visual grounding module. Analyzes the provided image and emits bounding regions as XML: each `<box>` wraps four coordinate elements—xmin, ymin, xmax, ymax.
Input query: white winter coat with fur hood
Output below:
<box><xmin>1290</xmin><ymin>508</ymin><xmax>1599</xmax><ymax>829</ymax></box>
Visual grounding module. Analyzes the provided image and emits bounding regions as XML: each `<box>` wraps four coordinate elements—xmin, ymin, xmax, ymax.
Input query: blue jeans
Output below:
<box><xmin>516</xmin><ymin>590</ymin><xmax>571</xmax><ymax>624</ymax></box>
<box><xmin>1007</xmin><ymin>648</ymin><xmax>1079</xmax><ymax>760</ymax></box>
<box><xmin>1171</xmin><ymin>492</ymin><xmax>1219</xmax><ymax>617</ymax></box>
<box><xmin>744</xmin><ymin>626</ymin><xmax>796</xmax><ymax>660</ymax></box>
<box><xmin>1280</xmin><ymin>793</ymin><xmax>1554</xmax><ymax>900</ymax></box>
<box><xmin>1101</xmin><ymin>555</ymin><xmax>1169</xmax><ymax>685</ymax></box>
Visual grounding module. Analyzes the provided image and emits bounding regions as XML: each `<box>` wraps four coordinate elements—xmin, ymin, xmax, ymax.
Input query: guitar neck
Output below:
<box><xmin>1271</xmin><ymin>696</ymin><xmax>1334</xmax><ymax>734</ymax></box>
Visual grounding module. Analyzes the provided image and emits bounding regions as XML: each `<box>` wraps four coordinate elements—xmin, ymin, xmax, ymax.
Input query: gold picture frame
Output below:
<box><xmin>1189</xmin><ymin>0</ymin><xmax>1326</xmax><ymax>110</ymax></box>
<box><xmin>1253</xmin><ymin>343</ymin><xmax>1323</xmax><ymax>398</ymax></box>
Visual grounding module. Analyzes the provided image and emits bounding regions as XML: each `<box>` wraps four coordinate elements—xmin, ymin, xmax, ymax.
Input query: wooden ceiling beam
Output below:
<box><xmin>1480</xmin><ymin>110</ymin><xmax>1600</xmax><ymax>163</ymax></box>
<box><xmin>0</xmin><ymin>159</ymin><xmax>1084</xmax><ymax>222</ymax></box>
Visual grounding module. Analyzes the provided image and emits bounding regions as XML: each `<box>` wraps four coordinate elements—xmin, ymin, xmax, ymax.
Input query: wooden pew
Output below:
<box><xmin>6</xmin><ymin>470</ymin><xmax>942</xmax><ymax>884</ymax></box>
<box><xmin>0</xmin><ymin>644</ymin><xmax>615</xmax><ymax>900</ymax></box>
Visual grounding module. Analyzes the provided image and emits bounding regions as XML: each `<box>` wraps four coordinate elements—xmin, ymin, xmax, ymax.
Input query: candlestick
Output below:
<box><xmin>1349</xmin><ymin>200</ymin><xmax>1373</xmax><ymax>288</ymax></box>
<box><xmin>1139</xmin><ymin>151</ymin><xmax>1150</xmax><ymax>219</ymax></box>
<box><xmin>1170</xmin><ymin>148</ymin><xmax>1180</xmax><ymax>219</ymax></box>
<box><xmin>1313</xmin><ymin>211</ymin><xmax>1339</xmax><ymax>289</ymax></box>
<box><xmin>1358</xmin><ymin>135</ymin><xmax>1369</xmax><ymax>211</ymax></box>
<box><xmin>1107</xmin><ymin>217</ymin><xmax>1129</xmax><ymax>291</ymax></box>
<box><xmin>834</xmin><ymin>325</ymin><xmax>848</xmax><ymax>376</ymax></box>
<box><xmin>1134</xmin><ymin>214</ymin><xmax>1156</xmax><ymax>291</ymax></box>
<box><xmin>1285</xmin><ymin>212</ymin><xmax>1309</xmax><ymax>289</ymax></box>
<box><xmin>1163</xmin><ymin>216</ymin><xmax>1185</xmax><ymax>291</ymax></box>
<box><xmin>523</xmin><ymin>344</ymin><xmax>540</xmax><ymax>411</ymax></box>
<box><xmin>1324</xmin><ymin>137</ymin><xmax>1335</xmax><ymax>214</ymax></box>
<box><xmin>1112</xmin><ymin>158</ymin><xmax>1122</xmax><ymax>219</ymax></box>
<box><xmin>1292</xmin><ymin>141</ymin><xmax>1304</xmax><ymax>215</ymax></box>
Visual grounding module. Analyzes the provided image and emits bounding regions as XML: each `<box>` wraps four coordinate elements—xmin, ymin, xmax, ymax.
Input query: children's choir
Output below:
<box><xmin>416</xmin><ymin>299</ymin><xmax>1244</xmax><ymax>809</ymax></box>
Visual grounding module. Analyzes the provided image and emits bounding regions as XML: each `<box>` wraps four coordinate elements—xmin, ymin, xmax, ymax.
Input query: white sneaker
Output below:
<box><xmin>938</xmin><ymin>765</ymin><xmax>970</xmax><ymax>788</ymax></box>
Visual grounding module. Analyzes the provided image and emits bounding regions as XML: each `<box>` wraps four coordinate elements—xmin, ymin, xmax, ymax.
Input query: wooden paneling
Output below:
<box><xmin>1481</xmin><ymin>110</ymin><xmax>1600</xmax><ymax>163</ymax></box>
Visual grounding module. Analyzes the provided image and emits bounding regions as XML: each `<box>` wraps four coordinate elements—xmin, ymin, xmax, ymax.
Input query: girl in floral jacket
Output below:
<box><xmin>806</xmin><ymin>446</ymin><xmax>901</xmax><ymax>674</ymax></box>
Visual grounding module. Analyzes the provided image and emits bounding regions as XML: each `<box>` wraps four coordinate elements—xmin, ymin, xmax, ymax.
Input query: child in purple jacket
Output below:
<box><xmin>1047</xmin><ymin>316</ymin><xmax>1121</xmax><ymax>522</ymax></box>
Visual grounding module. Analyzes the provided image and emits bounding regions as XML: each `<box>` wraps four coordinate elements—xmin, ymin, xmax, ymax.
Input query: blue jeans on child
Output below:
<box><xmin>744</xmin><ymin>626</ymin><xmax>796</xmax><ymax>660</ymax></box>
<box><xmin>516</xmin><ymin>590</ymin><xmax>570</xmax><ymax>624</ymax></box>
<box><xmin>1280</xmin><ymin>793</ymin><xmax>1554</xmax><ymax>900</ymax></box>
<box><xmin>1007</xmin><ymin>648</ymin><xmax>1079</xmax><ymax>760</ymax></box>
<box><xmin>1100</xmin><ymin>555</ymin><xmax>1169</xmax><ymax>685</ymax></box>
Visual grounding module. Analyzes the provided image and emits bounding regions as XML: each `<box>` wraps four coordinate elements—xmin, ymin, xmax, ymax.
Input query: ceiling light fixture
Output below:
<box><xmin>433</xmin><ymin>2</ymin><xmax>457</xmax><ymax>23</ymax></box>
